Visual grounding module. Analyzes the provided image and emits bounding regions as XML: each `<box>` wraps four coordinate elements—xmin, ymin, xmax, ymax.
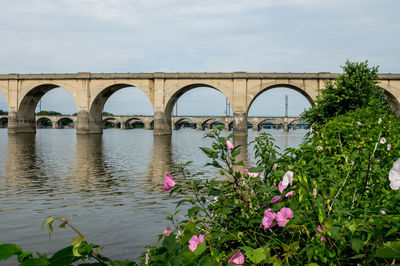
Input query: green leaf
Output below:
<box><xmin>18</xmin><ymin>251</ymin><xmax>33</xmax><ymax>263</ymax></box>
<box><xmin>193</xmin><ymin>242</ymin><xmax>207</xmax><ymax>256</ymax></box>
<box><xmin>245</xmin><ymin>247</ymin><xmax>266</xmax><ymax>264</ymax></box>
<box><xmin>200</xmin><ymin>147</ymin><xmax>214</xmax><ymax>158</ymax></box>
<box><xmin>49</xmin><ymin>246</ymin><xmax>79</xmax><ymax>265</ymax></box>
<box><xmin>0</xmin><ymin>243</ymin><xmax>22</xmax><ymax>260</ymax></box>
<box><xmin>20</xmin><ymin>258</ymin><xmax>50</xmax><ymax>266</ymax></box>
<box><xmin>350</xmin><ymin>238</ymin><xmax>363</xmax><ymax>253</ymax></box>
<box><xmin>376</xmin><ymin>241</ymin><xmax>400</xmax><ymax>258</ymax></box>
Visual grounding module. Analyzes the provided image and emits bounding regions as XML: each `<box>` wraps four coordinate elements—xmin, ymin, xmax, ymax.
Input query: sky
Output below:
<box><xmin>0</xmin><ymin>0</ymin><xmax>399</xmax><ymax>116</ymax></box>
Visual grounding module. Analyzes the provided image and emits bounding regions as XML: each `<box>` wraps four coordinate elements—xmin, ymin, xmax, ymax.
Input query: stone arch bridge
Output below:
<box><xmin>0</xmin><ymin>72</ymin><xmax>399</xmax><ymax>136</ymax></box>
<box><xmin>0</xmin><ymin>114</ymin><xmax>304</xmax><ymax>132</ymax></box>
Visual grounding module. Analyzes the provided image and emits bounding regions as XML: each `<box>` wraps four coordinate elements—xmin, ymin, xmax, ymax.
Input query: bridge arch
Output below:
<box><xmin>247</xmin><ymin>84</ymin><xmax>315</xmax><ymax>113</ymax></box>
<box><xmin>256</xmin><ymin>118</ymin><xmax>279</xmax><ymax>131</ymax></box>
<box><xmin>56</xmin><ymin>117</ymin><xmax>75</xmax><ymax>129</ymax></box>
<box><xmin>36</xmin><ymin>117</ymin><xmax>53</xmax><ymax>128</ymax></box>
<box><xmin>164</xmin><ymin>83</ymin><xmax>233</xmax><ymax>115</ymax></box>
<box><xmin>11</xmin><ymin>83</ymin><xmax>78</xmax><ymax>133</ymax></box>
<box><xmin>378</xmin><ymin>84</ymin><xmax>400</xmax><ymax>116</ymax></box>
<box><xmin>89</xmin><ymin>83</ymin><xmax>154</xmax><ymax>132</ymax></box>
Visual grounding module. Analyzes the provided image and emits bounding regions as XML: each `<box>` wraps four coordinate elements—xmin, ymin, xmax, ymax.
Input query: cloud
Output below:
<box><xmin>0</xmin><ymin>0</ymin><xmax>399</xmax><ymax>113</ymax></box>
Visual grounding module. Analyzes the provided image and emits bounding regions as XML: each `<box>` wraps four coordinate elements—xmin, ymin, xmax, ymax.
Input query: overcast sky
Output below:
<box><xmin>0</xmin><ymin>0</ymin><xmax>399</xmax><ymax>116</ymax></box>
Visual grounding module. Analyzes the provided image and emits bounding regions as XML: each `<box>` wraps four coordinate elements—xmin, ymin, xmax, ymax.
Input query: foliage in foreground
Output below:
<box><xmin>141</xmin><ymin>107</ymin><xmax>400</xmax><ymax>265</ymax></box>
<box><xmin>2</xmin><ymin>112</ymin><xmax>400</xmax><ymax>264</ymax></box>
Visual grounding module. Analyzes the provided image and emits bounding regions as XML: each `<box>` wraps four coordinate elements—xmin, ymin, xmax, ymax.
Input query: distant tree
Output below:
<box><xmin>36</xmin><ymin>110</ymin><xmax>62</xmax><ymax>116</ymax></box>
<box><xmin>102</xmin><ymin>112</ymin><xmax>114</xmax><ymax>116</ymax></box>
<box><xmin>0</xmin><ymin>109</ymin><xmax>8</xmax><ymax>115</ymax></box>
<box><xmin>301</xmin><ymin>60</ymin><xmax>390</xmax><ymax>124</ymax></box>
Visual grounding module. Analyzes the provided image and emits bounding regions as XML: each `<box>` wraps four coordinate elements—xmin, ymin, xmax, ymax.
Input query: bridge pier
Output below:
<box><xmin>76</xmin><ymin>110</ymin><xmax>103</xmax><ymax>134</ymax></box>
<box><xmin>283</xmin><ymin>116</ymin><xmax>289</xmax><ymax>133</ymax></box>
<box><xmin>153</xmin><ymin>111</ymin><xmax>172</xmax><ymax>135</ymax></box>
<box><xmin>8</xmin><ymin>112</ymin><xmax>36</xmax><ymax>134</ymax></box>
<box><xmin>233</xmin><ymin>112</ymin><xmax>247</xmax><ymax>137</ymax></box>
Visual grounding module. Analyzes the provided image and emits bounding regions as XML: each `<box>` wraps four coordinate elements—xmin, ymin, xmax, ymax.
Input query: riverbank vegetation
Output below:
<box><xmin>1</xmin><ymin>61</ymin><xmax>400</xmax><ymax>265</ymax></box>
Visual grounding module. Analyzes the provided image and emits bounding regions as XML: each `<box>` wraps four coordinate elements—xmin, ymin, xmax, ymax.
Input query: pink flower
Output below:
<box><xmin>248</xmin><ymin>172</ymin><xmax>259</xmax><ymax>177</ymax></box>
<box><xmin>317</xmin><ymin>225</ymin><xmax>323</xmax><ymax>233</ymax></box>
<box><xmin>163</xmin><ymin>227</ymin><xmax>172</xmax><ymax>236</ymax></box>
<box><xmin>278</xmin><ymin>181</ymin><xmax>284</xmax><ymax>194</ymax></box>
<box><xmin>285</xmin><ymin>191</ymin><xmax>295</xmax><ymax>197</ymax></box>
<box><xmin>189</xmin><ymin>234</ymin><xmax>205</xmax><ymax>252</ymax></box>
<box><xmin>272</xmin><ymin>163</ymin><xmax>278</xmax><ymax>170</ymax></box>
<box><xmin>243</xmin><ymin>168</ymin><xmax>249</xmax><ymax>174</ymax></box>
<box><xmin>270</xmin><ymin>195</ymin><xmax>281</xmax><ymax>204</ymax></box>
<box><xmin>282</xmin><ymin>171</ymin><xmax>293</xmax><ymax>188</ymax></box>
<box><xmin>226</xmin><ymin>140</ymin><xmax>234</xmax><ymax>151</ymax></box>
<box><xmin>262</xmin><ymin>209</ymin><xmax>277</xmax><ymax>230</ymax></box>
<box><xmin>312</xmin><ymin>187</ymin><xmax>317</xmax><ymax>197</ymax></box>
<box><xmin>276</xmin><ymin>207</ymin><xmax>293</xmax><ymax>227</ymax></box>
<box><xmin>321</xmin><ymin>236</ymin><xmax>327</xmax><ymax>243</ymax></box>
<box><xmin>228</xmin><ymin>250</ymin><xmax>245</xmax><ymax>265</ymax></box>
<box><xmin>163</xmin><ymin>174</ymin><xmax>175</xmax><ymax>191</ymax></box>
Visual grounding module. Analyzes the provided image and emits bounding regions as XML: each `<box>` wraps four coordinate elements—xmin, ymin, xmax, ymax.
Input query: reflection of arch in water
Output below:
<box><xmin>6</xmin><ymin>134</ymin><xmax>41</xmax><ymax>189</ymax></box>
<box><xmin>146</xmin><ymin>135</ymin><xmax>173</xmax><ymax>193</ymax></box>
<box><xmin>69</xmin><ymin>135</ymin><xmax>116</xmax><ymax>194</ymax></box>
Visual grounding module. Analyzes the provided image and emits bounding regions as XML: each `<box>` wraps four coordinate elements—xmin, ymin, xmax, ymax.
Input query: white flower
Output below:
<box><xmin>378</xmin><ymin>118</ymin><xmax>382</xmax><ymax>124</ymax></box>
<box><xmin>356</xmin><ymin>121</ymin><xmax>362</xmax><ymax>126</ymax></box>
<box><xmin>272</xmin><ymin>163</ymin><xmax>278</xmax><ymax>171</ymax></box>
<box><xmin>282</xmin><ymin>171</ymin><xmax>293</xmax><ymax>188</ymax></box>
<box><xmin>317</xmin><ymin>146</ymin><xmax>323</xmax><ymax>151</ymax></box>
<box><xmin>380</xmin><ymin>210</ymin><xmax>387</xmax><ymax>215</ymax></box>
<box><xmin>388</xmin><ymin>158</ymin><xmax>400</xmax><ymax>190</ymax></box>
<box><xmin>387</xmin><ymin>144</ymin><xmax>392</xmax><ymax>151</ymax></box>
<box><xmin>380</xmin><ymin>137</ymin><xmax>386</xmax><ymax>144</ymax></box>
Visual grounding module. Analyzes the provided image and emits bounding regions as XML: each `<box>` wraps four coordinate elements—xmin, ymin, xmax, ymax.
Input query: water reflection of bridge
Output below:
<box><xmin>0</xmin><ymin>115</ymin><xmax>308</xmax><ymax>132</ymax></box>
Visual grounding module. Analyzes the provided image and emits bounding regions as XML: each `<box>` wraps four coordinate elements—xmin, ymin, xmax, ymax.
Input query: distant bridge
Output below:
<box><xmin>0</xmin><ymin>115</ymin><xmax>307</xmax><ymax>131</ymax></box>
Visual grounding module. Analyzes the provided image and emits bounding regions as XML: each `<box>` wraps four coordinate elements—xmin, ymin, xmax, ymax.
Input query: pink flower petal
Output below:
<box><xmin>312</xmin><ymin>187</ymin><xmax>317</xmax><ymax>197</ymax></box>
<box><xmin>278</xmin><ymin>181</ymin><xmax>284</xmax><ymax>194</ymax></box>
<box><xmin>269</xmin><ymin>195</ymin><xmax>281</xmax><ymax>204</ymax></box>
<box><xmin>276</xmin><ymin>207</ymin><xmax>293</xmax><ymax>227</ymax></box>
<box><xmin>285</xmin><ymin>191</ymin><xmax>295</xmax><ymax>197</ymax></box>
<box><xmin>163</xmin><ymin>227</ymin><xmax>172</xmax><ymax>236</ymax></box>
<box><xmin>228</xmin><ymin>250</ymin><xmax>245</xmax><ymax>265</ymax></box>
<box><xmin>163</xmin><ymin>174</ymin><xmax>175</xmax><ymax>191</ymax></box>
<box><xmin>317</xmin><ymin>225</ymin><xmax>323</xmax><ymax>233</ymax></box>
<box><xmin>262</xmin><ymin>209</ymin><xmax>277</xmax><ymax>230</ymax></box>
<box><xmin>243</xmin><ymin>168</ymin><xmax>249</xmax><ymax>174</ymax></box>
<box><xmin>226</xmin><ymin>140</ymin><xmax>234</xmax><ymax>151</ymax></box>
<box><xmin>188</xmin><ymin>234</ymin><xmax>205</xmax><ymax>252</ymax></box>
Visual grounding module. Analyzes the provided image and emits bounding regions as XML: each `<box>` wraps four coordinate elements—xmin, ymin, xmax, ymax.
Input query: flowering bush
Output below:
<box><xmin>1</xmin><ymin>107</ymin><xmax>400</xmax><ymax>265</ymax></box>
<box><xmin>142</xmin><ymin>107</ymin><xmax>400</xmax><ymax>265</ymax></box>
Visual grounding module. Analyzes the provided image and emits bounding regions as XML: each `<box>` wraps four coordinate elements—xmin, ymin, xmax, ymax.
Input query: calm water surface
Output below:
<box><xmin>0</xmin><ymin>128</ymin><xmax>307</xmax><ymax>263</ymax></box>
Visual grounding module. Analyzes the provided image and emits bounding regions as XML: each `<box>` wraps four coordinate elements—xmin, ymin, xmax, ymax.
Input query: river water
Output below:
<box><xmin>0</xmin><ymin>128</ymin><xmax>307</xmax><ymax>263</ymax></box>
